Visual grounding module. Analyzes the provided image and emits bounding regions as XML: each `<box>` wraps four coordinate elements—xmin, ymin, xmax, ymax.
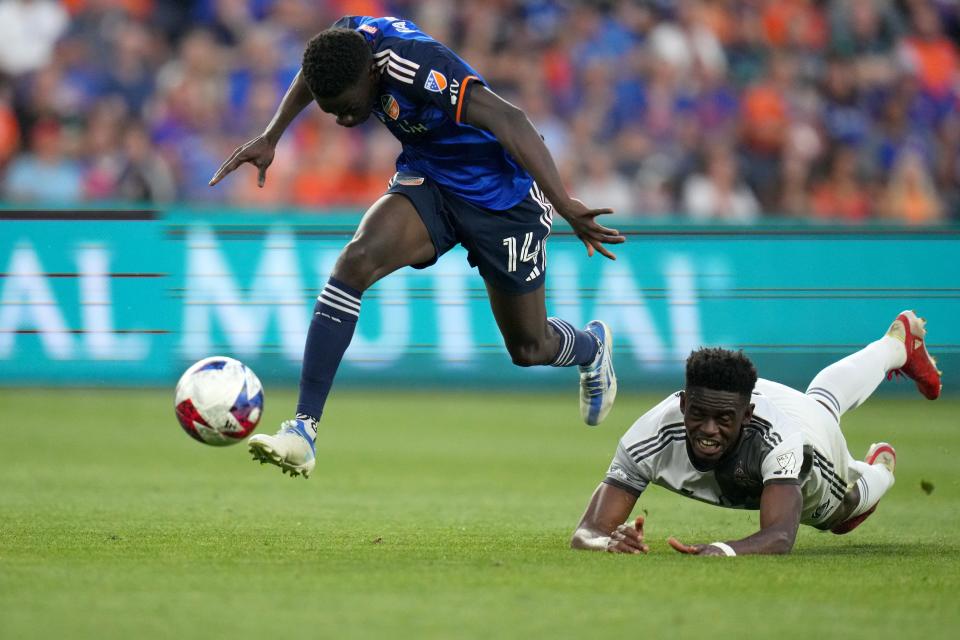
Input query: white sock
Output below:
<box><xmin>806</xmin><ymin>337</ymin><xmax>906</xmax><ymax>418</ymax></box>
<box><xmin>849</xmin><ymin>463</ymin><xmax>895</xmax><ymax>518</ymax></box>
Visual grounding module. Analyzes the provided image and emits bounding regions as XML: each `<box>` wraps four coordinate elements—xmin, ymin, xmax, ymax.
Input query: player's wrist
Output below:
<box><xmin>708</xmin><ymin>541</ymin><xmax>736</xmax><ymax>556</ymax></box>
<box><xmin>261</xmin><ymin>128</ymin><xmax>283</xmax><ymax>147</ymax></box>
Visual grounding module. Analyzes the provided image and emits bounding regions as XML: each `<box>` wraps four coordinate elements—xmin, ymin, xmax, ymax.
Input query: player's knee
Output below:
<box><xmin>333</xmin><ymin>240</ymin><xmax>382</xmax><ymax>291</ymax></box>
<box><xmin>507</xmin><ymin>341</ymin><xmax>551</xmax><ymax>367</ymax></box>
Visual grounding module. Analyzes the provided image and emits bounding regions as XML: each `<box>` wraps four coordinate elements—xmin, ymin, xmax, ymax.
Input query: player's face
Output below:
<box><xmin>680</xmin><ymin>387</ymin><xmax>753</xmax><ymax>465</ymax></box>
<box><xmin>316</xmin><ymin>64</ymin><xmax>378</xmax><ymax>128</ymax></box>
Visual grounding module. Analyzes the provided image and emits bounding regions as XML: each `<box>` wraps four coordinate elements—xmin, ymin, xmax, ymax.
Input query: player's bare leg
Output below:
<box><xmin>249</xmin><ymin>194</ymin><xmax>435</xmax><ymax>478</ymax></box>
<box><xmin>484</xmin><ymin>283</ymin><xmax>617</xmax><ymax>425</ymax></box>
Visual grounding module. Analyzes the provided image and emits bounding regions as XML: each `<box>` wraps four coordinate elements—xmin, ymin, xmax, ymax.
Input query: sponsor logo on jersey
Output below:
<box><xmin>776</xmin><ymin>452</ymin><xmax>796</xmax><ymax>474</ymax></box>
<box><xmin>397</xmin><ymin>120</ymin><xmax>428</xmax><ymax>134</ymax></box>
<box><xmin>449</xmin><ymin>77</ymin><xmax>460</xmax><ymax>106</ymax></box>
<box><xmin>359</xmin><ymin>24</ymin><xmax>378</xmax><ymax>35</ymax></box>
<box><xmin>424</xmin><ymin>69</ymin><xmax>448</xmax><ymax>93</ymax></box>
<box><xmin>381</xmin><ymin>94</ymin><xmax>400</xmax><ymax>120</ymax></box>
<box><xmin>391</xmin><ymin>20</ymin><xmax>415</xmax><ymax>33</ymax></box>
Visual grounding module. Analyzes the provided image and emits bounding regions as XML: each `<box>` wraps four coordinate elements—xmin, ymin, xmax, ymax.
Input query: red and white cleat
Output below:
<box><xmin>886</xmin><ymin>310</ymin><xmax>942</xmax><ymax>400</ymax></box>
<box><xmin>831</xmin><ymin>442</ymin><xmax>896</xmax><ymax>535</ymax></box>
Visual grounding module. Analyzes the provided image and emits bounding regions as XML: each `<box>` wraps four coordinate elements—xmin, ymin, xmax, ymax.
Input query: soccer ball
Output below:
<box><xmin>174</xmin><ymin>356</ymin><xmax>264</xmax><ymax>446</ymax></box>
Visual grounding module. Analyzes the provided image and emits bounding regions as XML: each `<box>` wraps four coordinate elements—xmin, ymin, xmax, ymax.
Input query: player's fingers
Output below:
<box><xmin>596</xmin><ymin>234</ymin><xmax>626</xmax><ymax>245</ymax></box>
<box><xmin>667</xmin><ymin>536</ymin><xmax>698</xmax><ymax>554</ymax></box>
<box><xmin>581</xmin><ymin>237</ymin><xmax>595</xmax><ymax>257</ymax></box>
<box><xmin>257</xmin><ymin>163</ymin><xmax>268</xmax><ymax>188</ymax></box>
<box><xmin>617</xmin><ymin>524</ymin><xmax>641</xmax><ymax>541</ymax></box>
<box><xmin>610</xmin><ymin>539</ymin><xmax>642</xmax><ymax>554</ymax></box>
<box><xmin>634</xmin><ymin>515</ymin><xmax>645</xmax><ymax>534</ymax></box>
<box><xmin>209</xmin><ymin>154</ymin><xmax>242</xmax><ymax>186</ymax></box>
<box><xmin>588</xmin><ymin>208</ymin><xmax>615</xmax><ymax>217</ymax></box>
<box><xmin>584</xmin><ymin>218</ymin><xmax>620</xmax><ymax>235</ymax></box>
<box><xmin>593</xmin><ymin>241</ymin><xmax>617</xmax><ymax>261</ymax></box>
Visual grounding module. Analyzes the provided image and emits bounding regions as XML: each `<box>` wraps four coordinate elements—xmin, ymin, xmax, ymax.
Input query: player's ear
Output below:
<box><xmin>679</xmin><ymin>391</ymin><xmax>686</xmax><ymax>414</ymax></box>
<box><xmin>741</xmin><ymin>401</ymin><xmax>754</xmax><ymax>425</ymax></box>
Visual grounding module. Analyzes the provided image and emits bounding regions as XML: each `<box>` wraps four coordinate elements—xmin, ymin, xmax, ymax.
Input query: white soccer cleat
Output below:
<box><xmin>248</xmin><ymin>419</ymin><xmax>316</xmax><ymax>479</ymax></box>
<box><xmin>579</xmin><ymin>320</ymin><xmax>617</xmax><ymax>426</ymax></box>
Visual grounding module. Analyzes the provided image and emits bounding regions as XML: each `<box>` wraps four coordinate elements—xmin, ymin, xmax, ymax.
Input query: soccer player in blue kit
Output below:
<box><xmin>210</xmin><ymin>16</ymin><xmax>625</xmax><ymax>479</ymax></box>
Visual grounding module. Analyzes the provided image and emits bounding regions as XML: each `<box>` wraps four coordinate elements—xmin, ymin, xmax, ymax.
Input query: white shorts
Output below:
<box><xmin>755</xmin><ymin>379</ymin><xmax>856</xmax><ymax>526</ymax></box>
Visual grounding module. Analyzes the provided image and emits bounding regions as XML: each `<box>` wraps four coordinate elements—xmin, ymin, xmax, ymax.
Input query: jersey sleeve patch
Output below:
<box><xmin>424</xmin><ymin>69</ymin><xmax>448</xmax><ymax>93</ymax></box>
<box><xmin>604</xmin><ymin>441</ymin><xmax>650</xmax><ymax>496</ymax></box>
<box><xmin>760</xmin><ymin>431</ymin><xmax>805</xmax><ymax>484</ymax></box>
<box><xmin>380</xmin><ymin>38</ymin><xmax>485</xmax><ymax>124</ymax></box>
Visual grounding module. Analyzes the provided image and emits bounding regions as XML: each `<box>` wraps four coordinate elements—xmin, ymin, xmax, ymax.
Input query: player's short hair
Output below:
<box><xmin>301</xmin><ymin>28</ymin><xmax>371</xmax><ymax>99</ymax></box>
<box><xmin>685</xmin><ymin>347</ymin><xmax>758</xmax><ymax>398</ymax></box>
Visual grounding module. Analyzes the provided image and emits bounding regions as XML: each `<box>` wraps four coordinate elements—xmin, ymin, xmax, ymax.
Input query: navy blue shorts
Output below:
<box><xmin>386</xmin><ymin>172</ymin><xmax>554</xmax><ymax>295</ymax></box>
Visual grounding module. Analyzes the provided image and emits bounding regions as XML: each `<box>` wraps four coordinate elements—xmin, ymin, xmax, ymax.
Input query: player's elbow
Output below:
<box><xmin>484</xmin><ymin>104</ymin><xmax>528</xmax><ymax>137</ymax></box>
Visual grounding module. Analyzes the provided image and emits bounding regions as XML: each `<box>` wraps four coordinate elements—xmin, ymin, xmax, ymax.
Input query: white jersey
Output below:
<box><xmin>604</xmin><ymin>379</ymin><xmax>856</xmax><ymax>527</ymax></box>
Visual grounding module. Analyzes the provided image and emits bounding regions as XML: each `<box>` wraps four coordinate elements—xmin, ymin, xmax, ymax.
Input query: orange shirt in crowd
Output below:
<box><xmin>902</xmin><ymin>36</ymin><xmax>959</xmax><ymax>96</ymax></box>
<box><xmin>741</xmin><ymin>84</ymin><xmax>788</xmax><ymax>153</ymax></box>
<box><xmin>810</xmin><ymin>183</ymin><xmax>871</xmax><ymax>221</ymax></box>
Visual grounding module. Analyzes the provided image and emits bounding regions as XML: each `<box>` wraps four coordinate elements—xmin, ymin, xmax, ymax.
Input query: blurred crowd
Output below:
<box><xmin>0</xmin><ymin>0</ymin><xmax>958</xmax><ymax>222</ymax></box>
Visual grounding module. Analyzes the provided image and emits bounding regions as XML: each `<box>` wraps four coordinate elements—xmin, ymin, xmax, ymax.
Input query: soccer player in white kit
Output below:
<box><xmin>571</xmin><ymin>310</ymin><xmax>942</xmax><ymax>556</ymax></box>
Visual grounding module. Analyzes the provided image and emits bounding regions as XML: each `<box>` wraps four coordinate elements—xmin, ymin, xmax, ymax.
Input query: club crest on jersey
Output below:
<box><xmin>391</xmin><ymin>21</ymin><xmax>415</xmax><ymax>33</ymax></box>
<box><xmin>381</xmin><ymin>94</ymin><xmax>400</xmax><ymax>120</ymax></box>
<box><xmin>424</xmin><ymin>69</ymin><xmax>448</xmax><ymax>93</ymax></box>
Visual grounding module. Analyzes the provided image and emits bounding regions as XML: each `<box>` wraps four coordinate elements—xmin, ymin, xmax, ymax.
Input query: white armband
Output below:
<box><xmin>709</xmin><ymin>541</ymin><xmax>736</xmax><ymax>557</ymax></box>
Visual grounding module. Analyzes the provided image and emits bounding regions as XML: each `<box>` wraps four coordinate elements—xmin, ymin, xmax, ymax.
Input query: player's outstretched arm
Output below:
<box><xmin>571</xmin><ymin>483</ymin><xmax>648</xmax><ymax>554</ymax></box>
<box><xmin>463</xmin><ymin>86</ymin><xmax>626</xmax><ymax>260</ymax></box>
<box><xmin>209</xmin><ymin>69</ymin><xmax>313</xmax><ymax>187</ymax></box>
<box><xmin>668</xmin><ymin>483</ymin><xmax>803</xmax><ymax>556</ymax></box>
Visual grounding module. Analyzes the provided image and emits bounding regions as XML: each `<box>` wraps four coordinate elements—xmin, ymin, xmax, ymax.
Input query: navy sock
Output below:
<box><xmin>296</xmin><ymin>277</ymin><xmax>363</xmax><ymax>420</ymax></box>
<box><xmin>547</xmin><ymin>317</ymin><xmax>599</xmax><ymax>367</ymax></box>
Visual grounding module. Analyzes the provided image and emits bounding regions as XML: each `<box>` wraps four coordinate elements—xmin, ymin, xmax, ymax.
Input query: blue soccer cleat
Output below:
<box><xmin>579</xmin><ymin>320</ymin><xmax>617</xmax><ymax>426</ymax></box>
<box><xmin>248</xmin><ymin>418</ymin><xmax>316</xmax><ymax>479</ymax></box>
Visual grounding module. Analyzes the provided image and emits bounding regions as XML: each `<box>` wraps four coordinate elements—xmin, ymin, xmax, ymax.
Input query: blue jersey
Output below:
<box><xmin>333</xmin><ymin>16</ymin><xmax>533</xmax><ymax>210</ymax></box>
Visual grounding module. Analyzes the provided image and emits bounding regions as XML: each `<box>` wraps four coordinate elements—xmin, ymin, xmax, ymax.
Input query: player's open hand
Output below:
<box><xmin>209</xmin><ymin>134</ymin><xmax>276</xmax><ymax>188</ymax></box>
<box><xmin>667</xmin><ymin>537</ymin><xmax>726</xmax><ymax>556</ymax></box>
<box><xmin>607</xmin><ymin>516</ymin><xmax>649</xmax><ymax>555</ymax></box>
<box><xmin>556</xmin><ymin>198</ymin><xmax>625</xmax><ymax>260</ymax></box>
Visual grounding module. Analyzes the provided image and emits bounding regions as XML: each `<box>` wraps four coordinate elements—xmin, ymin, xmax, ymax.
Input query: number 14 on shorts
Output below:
<box><xmin>502</xmin><ymin>232</ymin><xmax>540</xmax><ymax>273</ymax></box>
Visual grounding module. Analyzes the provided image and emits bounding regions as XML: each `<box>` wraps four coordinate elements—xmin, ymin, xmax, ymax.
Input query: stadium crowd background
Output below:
<box><xmin>0</xmin><ymin>0</ymin><xmax>957</xmax><ymax>223</ymax></box>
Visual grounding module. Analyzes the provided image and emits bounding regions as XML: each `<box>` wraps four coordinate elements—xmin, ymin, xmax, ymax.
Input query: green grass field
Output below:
<box><xmin>0</xmin><ymin>387</ymin><xmax>956</xmax><ymax>639</ymax></box>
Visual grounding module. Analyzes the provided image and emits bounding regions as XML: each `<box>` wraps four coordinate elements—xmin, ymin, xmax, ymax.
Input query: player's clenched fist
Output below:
<box><xmin>606</xmin><ymin>516</ymin><xmax>649</xmax><ymax>554</ymax></box>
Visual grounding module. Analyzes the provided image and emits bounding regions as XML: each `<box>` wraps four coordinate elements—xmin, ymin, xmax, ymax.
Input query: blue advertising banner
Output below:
<box><xmin>1</xmin><ymin>210</ymin><xmax>957</xmax><ymax>391</ymax></box>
